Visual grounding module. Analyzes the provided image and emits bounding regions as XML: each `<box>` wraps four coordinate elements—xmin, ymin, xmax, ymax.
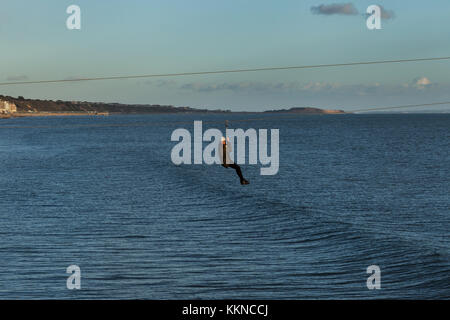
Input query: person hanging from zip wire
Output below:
<box><xmin>219</xmin><ymin>136</ymin><xmax>250</xmax><ymax>185</ymax></box>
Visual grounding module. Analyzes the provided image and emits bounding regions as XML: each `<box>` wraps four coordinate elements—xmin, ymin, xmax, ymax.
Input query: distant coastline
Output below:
<box><xmin>0</xmin><ymin>94</ymin><xmax>346</xmax><ymax>118</ymax></box>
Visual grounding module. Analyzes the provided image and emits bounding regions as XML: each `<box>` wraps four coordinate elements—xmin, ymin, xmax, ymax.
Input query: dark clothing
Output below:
<box><xmin>222</xmin><ymin>163</ymin><xmax>244</xmax><ymax>181</ymax></box>
<box><xmin>220</xmin><ymin>140</ymin><xmax>248</xmax><ymax>184</ymax></box>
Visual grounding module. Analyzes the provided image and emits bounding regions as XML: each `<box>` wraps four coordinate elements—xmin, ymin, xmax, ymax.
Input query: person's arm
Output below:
<box><xmin>223</xmin><ymin>142</ymin><xmax>227</xmax><ymax>165</ymax></box>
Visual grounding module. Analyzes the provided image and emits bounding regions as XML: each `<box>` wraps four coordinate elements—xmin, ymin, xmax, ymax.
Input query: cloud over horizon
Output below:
<box><xmin>6</xmin><ymin>75</ymin><xmax>28</xmax><ymax>81</ymax></box>
<box><xmin>412</xmin><ymin>77</ymin><xmax>432</xmax><ymax>89</ymax></box>
<box><xmin>175</xmin><ymin>77</ymin><xmax>450</xmax><ymax>112</ymax></box>
<box><xmin>180</xmin><ymin>78</ymin><xmax>443</xmax><ymax>96</ymax></box>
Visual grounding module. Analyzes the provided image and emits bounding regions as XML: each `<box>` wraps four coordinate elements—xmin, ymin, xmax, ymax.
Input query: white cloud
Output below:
<box><xmin>179</xmin><ymin>77</ymin><xmax>444</xmax><ymax>98</ymax></box>
<box><xmin>413</xmin><ymin>77</ymin><xmax>432</xmax><ymax>89</ymax></box>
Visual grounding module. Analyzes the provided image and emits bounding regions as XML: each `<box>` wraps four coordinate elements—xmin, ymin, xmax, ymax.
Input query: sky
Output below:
<box><xmin>1</xmin><ymin>0</ymin><xmax>450</xmax><ymax>112</ymax></box>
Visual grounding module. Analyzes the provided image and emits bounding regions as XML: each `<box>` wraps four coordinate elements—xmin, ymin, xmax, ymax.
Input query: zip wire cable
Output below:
<box><xmin>352</xmin><ymin>101</ymin><xmax>450</xmax><ymax>113</ymax></box>
<box><xmin>0</xmin><ymin>56</ymin><xmax>449</xmax><ymax>86</ymax></box>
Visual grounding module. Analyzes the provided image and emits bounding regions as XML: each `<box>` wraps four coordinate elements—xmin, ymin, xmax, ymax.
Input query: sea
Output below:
<box><xmin>0</xmin><ymin>113</ymin><xmax>448</xmax><ymax>299</ymax></box>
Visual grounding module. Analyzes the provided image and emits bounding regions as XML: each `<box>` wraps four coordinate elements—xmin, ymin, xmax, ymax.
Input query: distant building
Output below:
<box><xmin>0</xmin><ymin>100</ymin><xmax>17</xmax><ymax>114</ymax></box>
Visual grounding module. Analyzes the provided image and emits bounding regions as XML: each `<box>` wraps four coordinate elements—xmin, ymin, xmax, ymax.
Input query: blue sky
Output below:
<box><xmin>1</xmin><ymin>0</ymin><xmax>450</xmax><ymax>111</ymax></box>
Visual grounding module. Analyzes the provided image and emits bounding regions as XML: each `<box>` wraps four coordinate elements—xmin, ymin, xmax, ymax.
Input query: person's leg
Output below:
<box><xmin>229</xmin><ymin>164</ymin><xmax>249</xmax><ymax>184</ymax></box>
<box><xmin>229</xmin><ymin>164</ymin><xmax>244</xmax><ymax>180</ymax></box>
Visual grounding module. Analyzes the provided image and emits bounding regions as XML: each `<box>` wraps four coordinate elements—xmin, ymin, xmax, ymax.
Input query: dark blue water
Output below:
<box><xmin>0</xmin><ymin>114</ymin><xmax>448</xmax><ymax>299</ymax></box>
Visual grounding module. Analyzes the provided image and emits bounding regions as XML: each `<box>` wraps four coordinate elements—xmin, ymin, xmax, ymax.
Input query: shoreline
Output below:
<box><xmin>2</xmin><ymin>111</ymin><xmax>347</xmax><ymax>119</ymax></box>
<box><xmin>6</xmin><ymin>112</ymin><xmax>110</xmax><ymax>118</ymax></box>
<box><xmin>2</xmin><ymin>112</ymin><xmax>447</xmax><ymax>119</ymax></box>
